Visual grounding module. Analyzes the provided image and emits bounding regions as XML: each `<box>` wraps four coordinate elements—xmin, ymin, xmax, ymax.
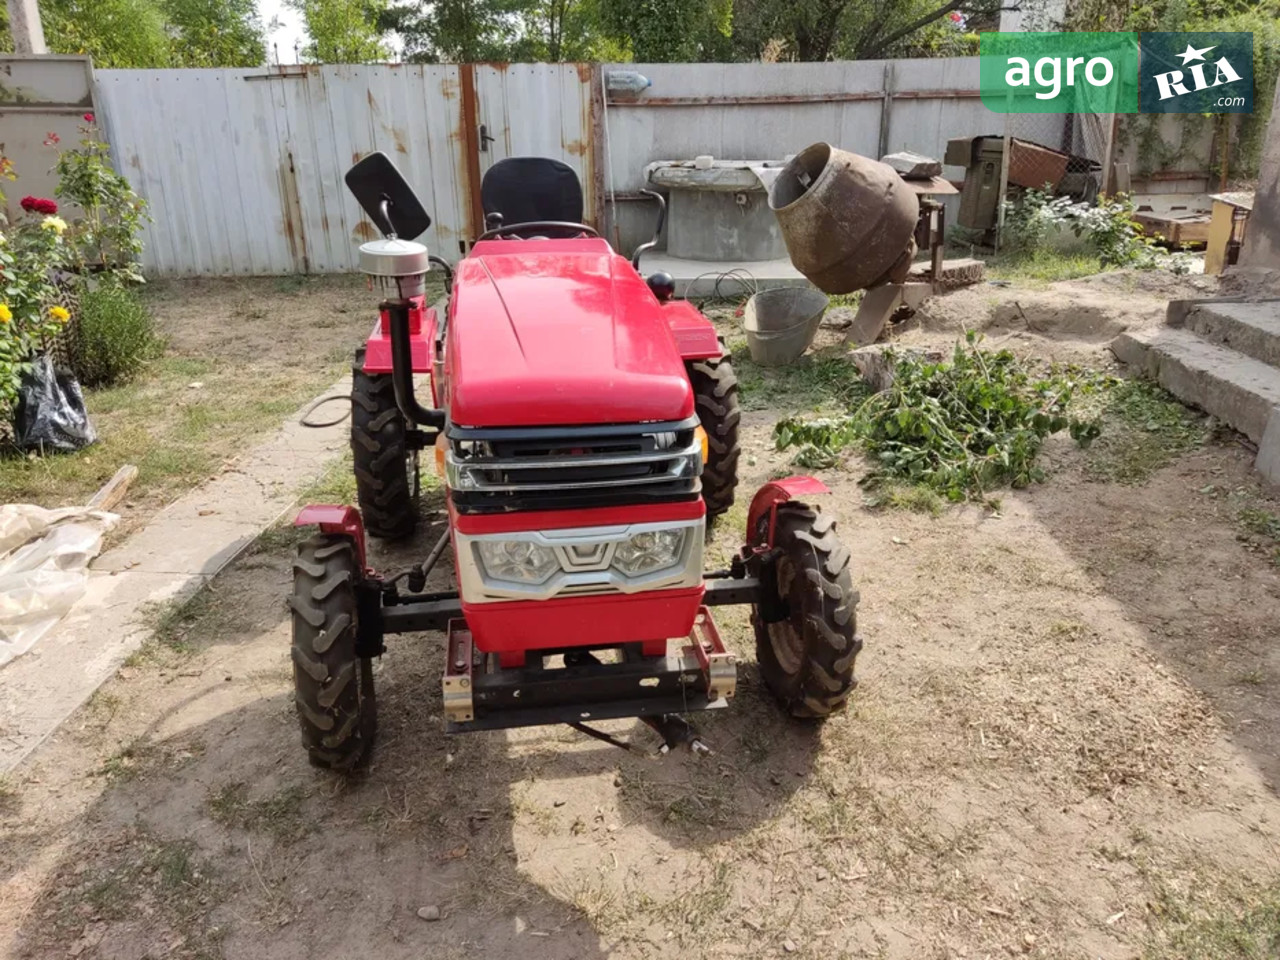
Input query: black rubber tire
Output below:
<box><xmin>687</xmin><ymin>352</ymin><xmax>741</xmax><ymax>521</ymax></box>
<box><xmin>290</xmin><ymin>533</ymin><xmax>377</xmax><ymax>771</ymax></box>
<box><xmin>753</xmin><ymin>504</ymin><xmax>861</xmax><ymax>718</ymax></box>
<box><xmin>351</xmin><ymin>348</ymin><xmax>416</xmax><ymax>540</ymax></box>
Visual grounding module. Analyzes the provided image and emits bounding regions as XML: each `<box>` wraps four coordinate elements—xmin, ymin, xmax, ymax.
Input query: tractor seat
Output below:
<box><xmin>481</xmin><ymin>157</ymin><xmax>585</xmax><ymax>238</ymax></box>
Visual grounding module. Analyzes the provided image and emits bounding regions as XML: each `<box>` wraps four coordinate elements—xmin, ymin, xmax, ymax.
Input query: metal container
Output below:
<box><xmin>742</xmin><ymin>287</ymin><xmax>829</xmax><ymax>366</ymax></box>
<box><xmin>769</xmin><ymin>143</ymin><xmax>919</xmax><ymax>295</ymax></box>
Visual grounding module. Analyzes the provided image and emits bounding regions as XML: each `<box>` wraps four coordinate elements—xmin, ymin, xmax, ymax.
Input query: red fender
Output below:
<box><xmin>746</xmin><ymin>476</ymin><xmax>830</xmax><ymax>549</ymax></box>
<box><xmin>294</xmin><ymin>504</ymin><xmax>368</xmax><ymax>571</ymax></box>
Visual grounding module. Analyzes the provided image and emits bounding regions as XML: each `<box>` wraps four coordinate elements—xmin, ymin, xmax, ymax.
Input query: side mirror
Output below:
<box><xmin>345</xmin><ymin>152</ymin><xmax>432</xmax><ymax>241</ymax></box>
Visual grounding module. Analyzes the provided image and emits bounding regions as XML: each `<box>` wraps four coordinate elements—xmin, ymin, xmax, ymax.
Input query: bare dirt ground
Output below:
<box><xmin>3</xmin><ymin>270</ymin><xmax>1280</xmax><ymax>960</ymax></box>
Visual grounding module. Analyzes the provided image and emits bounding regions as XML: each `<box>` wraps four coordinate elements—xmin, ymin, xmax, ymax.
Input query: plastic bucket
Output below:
<box><xmin>742</xmin><ymin>287</ymin><xmax>829</xmax><ymax>366</ymax></box>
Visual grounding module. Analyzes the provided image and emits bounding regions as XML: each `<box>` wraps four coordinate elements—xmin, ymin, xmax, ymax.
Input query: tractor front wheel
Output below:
<box><xmin>753</xmin><ymin>504</ymin><xmax>861</xmax><ymax>718</ymax></box>
<box><xmin>290</xmin><ymin>533</ymin><xmax>377</xmax><ymax>771</ymax></box>
<box><xmin>351</xmin><ymin>349</ymin><xmax>416</xmax><ymax>540</ymax></box>
<box><xmin>687</xmin><ymin>352</ymin><xmax>741</xmax><ymax>521</ymax></box>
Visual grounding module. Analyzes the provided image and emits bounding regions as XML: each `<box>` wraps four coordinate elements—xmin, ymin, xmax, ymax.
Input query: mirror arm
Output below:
<box><xmin>631</xmin><ymin>189</ymin><xmax>666</xmax><ymax>271</ymax></box>
<box><xmin>379</xmin><ymin>196</ymin><xmax>396</xmax><ymax>238</ymax></box>
<box><xmin>385</xmin><ymin>298</ymin><xmax>445</xmax><ymax>430</ymax></box>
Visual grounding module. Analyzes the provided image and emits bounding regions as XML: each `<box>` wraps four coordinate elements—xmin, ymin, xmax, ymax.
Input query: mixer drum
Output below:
<box><xmin>769</xmin><ymin>143</ymin><xmax>920</xmax><ymax>295</ymax></box>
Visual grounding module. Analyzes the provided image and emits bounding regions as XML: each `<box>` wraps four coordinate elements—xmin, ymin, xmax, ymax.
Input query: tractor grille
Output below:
<box><xmin>446</xmin><ymin>418</ymin><xmax>701</xmax><ymax>513</ymax></box>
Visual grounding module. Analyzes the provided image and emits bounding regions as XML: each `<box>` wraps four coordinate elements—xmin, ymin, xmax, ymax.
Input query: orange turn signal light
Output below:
<box><xmin>435</xmin><ymin>432</ymin><xmax>447</xmax><ymax>478</ymax></box>
<box><xmin>695</xmin><ymin>425</ymin><xmax>709</xmax><ymax>463</ymax></box>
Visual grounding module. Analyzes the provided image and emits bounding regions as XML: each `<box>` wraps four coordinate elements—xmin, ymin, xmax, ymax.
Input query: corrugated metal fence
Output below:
<box><xmin>93</xmin><ymin>63</ymin><xmax>595</xmax><ymax>276</ymax></box>
<box><xmin>93</xmin><ymin>58</ymin><xmax>1003</xmax><ymax>277</ymax></box>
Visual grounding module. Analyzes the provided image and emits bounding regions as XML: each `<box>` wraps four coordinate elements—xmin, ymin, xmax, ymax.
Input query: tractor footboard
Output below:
<box><xmin>443</xmin><ymin>607</ymin><xmax>735</xmax><ymax>732</ymax></box>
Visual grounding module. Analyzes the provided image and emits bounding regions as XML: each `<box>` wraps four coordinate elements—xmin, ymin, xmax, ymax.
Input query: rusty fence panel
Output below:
<box><xmin>94</xmin><ymin>65</ymin><xmax>469</xmax><ymax>277</ymax></box>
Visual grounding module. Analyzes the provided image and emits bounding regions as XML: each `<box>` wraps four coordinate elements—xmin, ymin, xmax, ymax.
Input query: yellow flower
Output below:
<box><xmin>50</xmin><ymin>305</ymin><xmax>71</xmax><ymax>323</ymax></box>
<box><xmin>0</xmin><ymin>303</ymin><xmax>11</xmax><ymax>324</ymax></box>
<box><xmin>41</xmin><ymin>215</ymin><xmax>68</xmax><ymax>235</ymax></box>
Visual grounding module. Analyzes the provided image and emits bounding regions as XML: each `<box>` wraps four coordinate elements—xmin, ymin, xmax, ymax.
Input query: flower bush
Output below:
<box><xmin>0</xmin><ymin>179</ymin><xmax>73</xmax><ymax>420</ymax></box>
<box><xmin>1002</xmin><ymin>188</ymin><xmax>1190</xmax><ymax>273</ymax></box>
<box><xmin>51</xmin><ymin>117</ymin><xmax>150</xmax><ymax>285</ymax></box>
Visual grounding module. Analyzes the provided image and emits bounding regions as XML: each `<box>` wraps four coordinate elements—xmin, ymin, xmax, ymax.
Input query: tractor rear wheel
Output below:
<box><xmin>351</xmin><ymin>348</ymin><xmax>416</xmax><ymax>540</ymax></box>
<box><xmin>687</xmin><ymin>352</ymin><xmax>741</xmax><ymax>521</ymax></box>
<box><xmin>753</xmin><ymin>504</ymin><xmax>861</xmax><ymax>718</ymax></box>
<box><xmin>290</xmin><ymin>533</ymin><xmax>377</xmax><ymax>771</ymax></box>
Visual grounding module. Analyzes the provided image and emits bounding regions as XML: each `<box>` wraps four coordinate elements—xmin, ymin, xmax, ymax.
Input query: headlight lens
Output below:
<box><xmin>612</xmin><ymin>529</ymin><xmax>685</xmax><ymax>576</ymax></box>
<box><xmin>475</xmin><ymin>539</ymin><xmax>558</xmax><ymax>583</ymax></box>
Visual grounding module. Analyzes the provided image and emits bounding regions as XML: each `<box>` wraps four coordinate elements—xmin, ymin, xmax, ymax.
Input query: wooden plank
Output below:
<box><xmin>87</xmin><ymin>465</ymin><xmax>138</xmax><ymax>511</ymax></box>
<box><xmin>1204</xmin><ymin>199</ymin><xmax>1235</xmax><ymax>275</ymax></box>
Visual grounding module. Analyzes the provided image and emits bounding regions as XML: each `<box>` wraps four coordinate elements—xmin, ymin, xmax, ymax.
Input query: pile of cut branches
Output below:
<box><xmin>774</xmin><ymin>333</ymin><xmax>1103</xmax><ymax>501</ymax></box>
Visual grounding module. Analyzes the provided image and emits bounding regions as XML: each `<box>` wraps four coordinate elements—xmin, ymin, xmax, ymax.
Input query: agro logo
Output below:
<box><xmin>1140</xmin><ymin>32</ymin><xmax>1254</xmax><ymax>113</ymax></box>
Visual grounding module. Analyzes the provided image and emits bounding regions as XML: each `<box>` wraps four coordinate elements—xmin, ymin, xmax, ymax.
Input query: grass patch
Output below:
<box><xmin>34</xmin><ymin>831</ymin><xmax>224</xmax><ymax>959</ymax></box>
<box><xmin>0</xmin><ymin>775</ymin><xmax>19</xmax><ymax>816</ymax></box>
<box><xmin>298</xmin><ymin>451</ymin><xmax>359</xmax><ymax>505</ymax></box>
<box><xmin>862</xmin><ymin>481</ymin><xmax>945</xmax><ymax>516</ymax></box>
<box><xmin>0</xmin><ymin>353</ymin><xmax>348</xmax><ymax>510</ymax></box>
<box><xmin>729</xmin><ymin>339</ymin><xmax>868</xmax><ymax>412</ymax></box>
<box><xmin>207</xmin><ymin>781</ymin><xmax>311</xmax><ymax>843</ymax></box>
<box><xmin>986</xmin><ymin>250</ymin><xmax>1107</xmax><ymax>284</ymax></box>
<box><xmin>99</xmin><ymin>736</ymin><xmax>162</xmax><ymax>781</ymax></box>
<box><xmin>1144</xmin><ymin>875</ymin><xmax>1280</xmax><ymax>960</ymax></box>
<box><xmin>1083</xmin><ymin>378</ymin><xmax>1208</xmax><ymax>483</ymax></box>
<box><xmin>1237</xmin><ymin>506</ymin><xmax>1280</xmax><ymax>565</ymax></box>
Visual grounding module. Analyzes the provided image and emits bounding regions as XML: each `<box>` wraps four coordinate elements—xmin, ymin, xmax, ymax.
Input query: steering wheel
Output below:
<box><xmin>477</xmin><ymin>221</ymin><xmax>600</xmax><ymax>242</ymax></box>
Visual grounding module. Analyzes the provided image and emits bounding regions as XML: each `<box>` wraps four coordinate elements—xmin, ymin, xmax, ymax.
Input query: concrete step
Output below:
<box><xmin>1111</xmin><ymin>326</ymin><xmax>1280</xmax><ymax>443</ymax></box>
<box><xmin>1173</xmin><ymin>299</ymin><xmax>1280</xmax><ymax>368</ymax></box>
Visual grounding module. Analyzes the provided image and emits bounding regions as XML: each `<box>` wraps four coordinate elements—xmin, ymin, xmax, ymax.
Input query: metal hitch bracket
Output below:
<box><xmin>441</xmin><ymin>606</ymin><xmax>736</xmax><ymax>734</ymax></box>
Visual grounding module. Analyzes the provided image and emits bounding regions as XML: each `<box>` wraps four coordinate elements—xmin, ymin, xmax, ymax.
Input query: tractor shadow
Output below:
<box><xmin>7</xmin><ymin>515</ymin><xmax>820</xmax><ymax>959</ymax></box>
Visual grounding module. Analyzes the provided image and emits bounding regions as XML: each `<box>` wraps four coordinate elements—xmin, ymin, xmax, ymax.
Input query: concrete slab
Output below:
<box><xmin>1258</xmin><ymin>407</ymin><xmax>1280</xmax><ymax>487</ymax></box>
<box><xmin>1179</xmin><ymin>300</ymin><xmax>1280</xmax><ymax>368</ymax></box>
<box><xmin>1111</xmin><ymin>327</ymin><xmax>1280</xmax><ymax>442</ymax></box>
<box><xmin>0</xmin><ymin>373</ymin><xmax>352</xmax><ymax>773</ymax></box>
<box><xmin>639</xmin><ymin>253</ymin><xmax>809</xmax><ymax>298</ymax></box>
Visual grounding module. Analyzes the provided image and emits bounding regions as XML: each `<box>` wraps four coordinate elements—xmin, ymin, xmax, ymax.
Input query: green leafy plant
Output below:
<box><xmin>0</xmin><ymin>169</ymin><xmax>74</xmax><ymax>423</ymax></box>
<box><xmin>52</xmin><ymin>118</ymin><xmax>150</xmax><ymax>286</ymax></box>
<box><xmin>70</xmin><ymin>286</ymin><xmax>161</xmax><ymax>387</ymax></box>
<box><xmin>774</xmin><ymin>333</ymin><xmax>1104</xmax><ymax>501</ymax></box>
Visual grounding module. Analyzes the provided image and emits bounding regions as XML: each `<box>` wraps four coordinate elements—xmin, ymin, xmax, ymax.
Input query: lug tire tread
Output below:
<box><xmin>687</xmin><ymin>352</ymin><xmax>741</xmax><ymax>521</ymax></box>
<box><xmin>351</xmin><ymin>349</ymin><xmax>416</xmax><ymax>540</ymax></box>
<box><xmin>290</xmin><ymin>534</ymin><xmax>376</xmax><ymax>771</ymax></box>
<box><xmin>753</xmin><ymin>503</ymin><xmax>861</xmax><ymax>720</ymax></box>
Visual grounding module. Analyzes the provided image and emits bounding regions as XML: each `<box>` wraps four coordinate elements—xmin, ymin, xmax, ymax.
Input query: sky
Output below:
<box><xmin>257</xmin><ymin>0</ymin><xmax>307</xmax><ymax>64</ymax></box>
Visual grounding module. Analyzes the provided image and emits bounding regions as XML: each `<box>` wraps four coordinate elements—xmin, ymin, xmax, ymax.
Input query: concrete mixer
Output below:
<box><xmin>769</xmin><ymin>143</ymin><xmax>983</xmax><ymax>346</ymax></box>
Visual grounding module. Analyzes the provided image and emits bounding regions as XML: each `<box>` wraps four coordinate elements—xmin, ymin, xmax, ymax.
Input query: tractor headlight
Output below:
<box><xmin>475</xmin><ymin>539</ymin><xmax>558</xmax><ymax>584</ymax></box>
<box><xmin>612</xmin><ymin>529</ymin><xmax>686</xmax><ymax>577</ymax></box>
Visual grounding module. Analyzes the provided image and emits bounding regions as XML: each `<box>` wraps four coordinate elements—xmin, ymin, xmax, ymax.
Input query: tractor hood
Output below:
<box><xmin>445</xmin><ymin>240</ymin><xmax>694</xmax><ymax>427</ymax></box>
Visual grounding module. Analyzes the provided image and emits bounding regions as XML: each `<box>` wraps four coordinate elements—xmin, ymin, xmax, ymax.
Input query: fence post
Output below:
<box><xmin>5</xmin><ymin>0</ymin><xmax>47</xmax><ymax>54</ymax></box>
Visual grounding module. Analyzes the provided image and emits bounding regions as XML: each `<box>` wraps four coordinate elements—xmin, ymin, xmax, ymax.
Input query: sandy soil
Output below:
<box><xmin>2</xmin><ymin>270</ymin><xmax>1280</xmax><ymax>960</ymax></box>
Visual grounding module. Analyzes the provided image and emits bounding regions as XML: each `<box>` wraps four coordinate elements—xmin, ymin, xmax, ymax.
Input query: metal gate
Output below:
<box><xmin>94</xmin><ymin>62</ymin><xmax>597</xmax><ymax>276</ymax></box>
<box><xmin>461</xmin><ymin>62</ymin><xmax>598</xmax><ymax>240</ymax></box>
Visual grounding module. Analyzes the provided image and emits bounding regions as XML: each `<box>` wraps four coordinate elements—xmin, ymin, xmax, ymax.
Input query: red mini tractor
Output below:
<box><xmin>290</xmin><ymin>152</ymin><xmax>862</xmax><ymax>769</ymax></box>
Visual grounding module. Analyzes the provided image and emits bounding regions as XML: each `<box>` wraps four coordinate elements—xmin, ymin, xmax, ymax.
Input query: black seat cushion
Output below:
<box><xmin>481</xmin><ymin>157</ymin><xmax>584</xmax><ymax>226</ymax></box>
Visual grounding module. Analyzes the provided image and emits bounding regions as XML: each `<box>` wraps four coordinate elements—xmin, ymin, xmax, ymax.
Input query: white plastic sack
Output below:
<box><xmin>0</xmin><ymin>504</ymin><xmax>118</xmax><ymax>668</ymax></box>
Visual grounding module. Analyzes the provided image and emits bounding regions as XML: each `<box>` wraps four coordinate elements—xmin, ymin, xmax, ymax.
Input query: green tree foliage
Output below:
<box><xmin>2</xmin><ymin>0</ymin><xmax>265</xmax><ymax>67</ymax></box>
<box><xmin>289</xmin><ymin>0</ymin><xmax>391</xmax><ymax>63</ymax></box>
<box><xmin>163</xmin><ymin>0</ymin><xmax>267</xmax><ymax>67</ymax></box>
<box><xmin>39</xmin><ymin>0</ymin><xmax>173</xmax><ymax>67</ymax></box>
<box><xmin>1070</xmin><ymin>0</ymin><xmax>1280</xmax><ymax>179</ymax></box>
<box><xmin>598</xmin><ymin>0</ymin><xmax>733</xmax><ymax>61</ymax></box>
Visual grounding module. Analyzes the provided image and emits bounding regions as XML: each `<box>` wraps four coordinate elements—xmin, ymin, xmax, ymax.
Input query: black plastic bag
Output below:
<box><xmin>13</xmin><ymin>354</ymin><xmax>97</xmax><ymax>454</ymax></box>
